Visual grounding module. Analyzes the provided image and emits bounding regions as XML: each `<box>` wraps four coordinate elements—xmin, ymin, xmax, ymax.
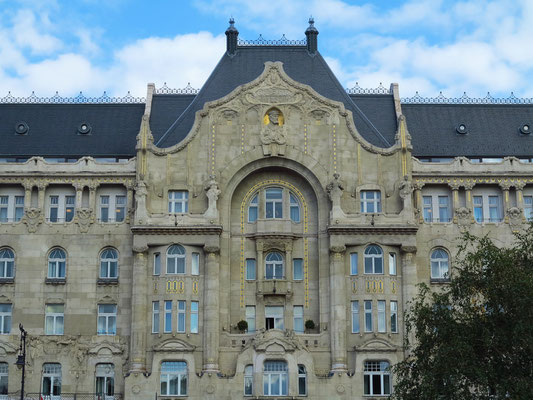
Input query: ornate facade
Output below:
<box><xmin>1</xmin><ymin>20</ymin><xmax>532</xmax><ymax>399</ymax></box>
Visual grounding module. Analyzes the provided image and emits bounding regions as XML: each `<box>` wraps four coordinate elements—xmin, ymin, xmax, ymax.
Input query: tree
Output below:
<box><xmin>392</xmin><ymin>226</ymin><xmax>533</xmax><ymax>400</ymax></box>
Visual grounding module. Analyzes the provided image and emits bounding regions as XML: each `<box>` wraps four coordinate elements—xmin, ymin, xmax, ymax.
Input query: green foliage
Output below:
<box><xmin>236</xmin><ymin>320</ymin><xmax>248</xmax><ymax>332</ymax></box>
<box><xmin>392</xmin><ymin>226</ymin><xmax>533</xmax><ymax>400</ymax></box>
<box><xmin>305</xmin><ymin>319</ymin><xmax>316</xmax><ymax>331</ymax></box>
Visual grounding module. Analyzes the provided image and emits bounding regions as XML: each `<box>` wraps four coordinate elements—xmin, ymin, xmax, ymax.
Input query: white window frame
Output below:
<box><xmin>422</xmin><ymin>191</ymin><xmax>452</xmax><ymax>223</ymax></box>
<box><xmin>265</xmin><ymin>188</ymin><xmax>283</xmax><ymax>219</ymax></box>
<box><xmin>167</xmin><ymin>245</ymin><xmax>186</xmax><ymax>275</ymax></box>
<box><xmin>390</xmin><ymin>301</ymin><xmax>398</xmax><ymax>333</ymax></box>
<box><xmin>177</xmin><ymin>300</ymin><xmax>186</xmax><ymax>333</ymax></box>
<box><xmin>164</xmin><ymin>301</ymin><xmax>172</xmax><ymax>333</ymax></box>
<box><xmin>0</xmin><ymin>248</ymin><xmax>14</xmax><ymax>279</ymax></box>
<box><xmin>289</xmin><ymin>193</ymin><xmax>300</xmax><ymax>222</ymax></box>
<box><xmin>389</xmin><ymin>253</ymin><xmax>396</xmax><ymax>275</ymax></box>
<box><xmin>0</xmin><ymin>362</ymin><xmax>7</xmax><ymax>396</ymax></box>
<box><xmin>293</xmin><ymin>258</ymin><xmax>303</xmax><ymax>281</ymax></box>
<box><xmin>97</xmin><ymin>304</ymin><xmax>117</xmax><ymax>336</ymax></box>
<box><xmin>153</xmin><ymin>252</ymin><xmax>161</xmax><ymax>276</ymax></box>
<box><xmin>524</xmin><ymin>194</ymin><xmax>533</xmax><ymax>221</ymax></box>
<box><xmin>244</xmin><ymin>365</ymin><xmax>253</xmax><ymax>396</ymax></box>
<box><xmin>160</xmin><ymin>361</ymin><xmax>188</xmax><ymax>396</ymax></box>
<box><xmin>351</xmin><ymin>301</ymin><xmax>359</xmax><ymax>333</ymax></box>
<box><xmin>265</xmin><ymin>306</ymin><xmax>284</xmax><ymax>330</ymax></box>
<box><xmin>364</xmin><ymin>245</ymin><xmax>384</xmax><ymax>274</ymax></box>
<box><xmin>95</xmin><ymin>363</ymin><xmax>115</xmax><ymax>399</ymax></box>
<box><xmin>98</xmin><ymin>190</ymin><xmax>126</xmax><ymax>223</ymax></box>
<box><xmin>360</xmin><ymin>190</ymin><xmax>382</xmax><ymax>213</ymax></box>
<box><xmin>0</xmin><ymin>304</ymin><xmax>11</xmax><ymax>334</ymax></box>
<box><xmin>47</xmin><ymin>188</ymin><xmax>75</xmax><ymax>223</ymax></box>
<box><xmin>0</xmin><ymin>188</ymin><xmax>24</xmax><ymax>223</ymax></box>
<box><xmin>265</xmin><ymin>252</ymin><xmax>284</xmax><ymax>280</ymax></box>
<box><xmin>191</xmin><ymin>252</ymin><xmax>200</xmax><ymax>276</ymax></box>
<box><xmin>298</xmin><ymin>364</ymin><xmax>307</xmax><ymax>396</ymax></box>
<box><xmin>472</xmin><ymin>190</ymin><xmax>503</xmax><ymax>223</ymax></box>
<box><xmin>377</xmin><ymin>300</ymin><xmax>386</xmax><ymax>333</ymax></box>
<box><xmin>190</xmin><ymin>301</ymin><xmax>198</xmax><ymax>334</ymax></box>
<box><xmin>246</xmin><ymin>305</ymin><xmax>256</xmax><ymax>333</ymax></box>
<box><xmin>248</xmin><ymin>194</ymin><xmax>258</xmax><ymax>223</ymax></box>
<box><xmin>363</xmin><ymin>361</ymin><xmax>391</xmax><ymax>396</ymax></box>
<box><xmin>246</xmin><ymin>258</ymin><xmax>256</xmax><ymax>281</ymax></box>
<box><xmin>45</xmin><ymin>304</ymin><xmax>64</xmax><ymax>335</ymax></box>
<box><xmin>350</xmin><ymin>252</ymin><xmax>358</xmax><ymax>275</ymax></box>
<box><xmin>431</xmin><ymin>248</ymin><xmax>450</xmax><ymax>280</ymax></box>
<box><xmin>364</xmin><ymin>300</ymin><xmax>373</xmax><ymax>332</ymax></box>
<box><xmin>293</xmin><ymin>305</ymin><xmax>304</xmax><ymax>333</ymax></box>
<box><xmin>263</xmin><ymin>361</ymin><xmax>288</xmax><ymax>396</ymax></box>
<box><xmin>168</xmin><ymin>191</ymin><xmax>188</xmax><ymax>214</ymax></box>
<box><xmin>42</xmin><ymin>363</ymin><xmax>62</xmax><ymax>398</ymax></box>
<box><xmin>152</xmin><ymin>301</ymin><xmax>160</xmax><ymax>334</ymax></box>
<box><xmin>100</xmin><ymin>248</ymin><xmax>118</xmax><ymax>279</ymax></box>
<box><xmin>48</xmin><ymin>248</ymin><xmax>66</xmax><ymax>279</ymax></box>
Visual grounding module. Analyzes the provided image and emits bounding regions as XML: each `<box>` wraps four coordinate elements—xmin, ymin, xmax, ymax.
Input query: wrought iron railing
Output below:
<box><xmin>346</xmin><ymin>82</ymin><xmax>391</xmax><ymax>95</ymax></box>
<box><xmin>0</xmin><ymin>91</ymin><xmax>144</xmax><ymax>104</ymax></box>
<box><xmin>401</xmin><ymin>91</ymin><xmax>533</xmax><ymax>104</ymax></box>
<box><xmin>237</xmin><ymin>34</ymin><xmax>306</xmax><ymax>46</ymax></box>
<box><xmin>154</xmin><ymin>83</ymin><xmax>199</xmax><ymax>95</ymax></box>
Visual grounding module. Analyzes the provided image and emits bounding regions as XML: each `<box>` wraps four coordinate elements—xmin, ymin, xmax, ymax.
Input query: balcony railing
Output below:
<box><xmin>23</xmin><ymin>394</ymin><xmax>123</xmax><ymax>400</ymax></box>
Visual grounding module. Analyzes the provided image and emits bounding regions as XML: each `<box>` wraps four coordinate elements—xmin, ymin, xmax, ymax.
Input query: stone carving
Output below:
<box><xmin>134</xmin><ymin>180</ymin><xmax>148</xmax><ymax>224</ymax></box>
<box><xmin>260</xmin><ymin>108</ymin><xmax>286</xmax><ymax>156</ymax></box>
<box><xmin>399</xmin><ymin>176</ymin><xmax>414</xmax><ymax>216</ymax></box>
<box><xmin>245</xmin><ymin>87</ymin><xmax>303</xmax><ymax>105</ymax></box>
<box><xmin>76</xmin><ymin>208</ymin><xmax>93</xmax><ymax>233</ymax></box>
<box><xmin>251</xmin><ymin>329</ymin><xmax>304</xmax><ymax>353</ymax></box>
<box><xmin>23</xmin><ymin>207</ymin><xmax>42</xmax><ymax>233</ymax></box>
<box><xmin>507</xmin><ymin>207</ymin><xmax>523</xmax><ymax>227</ymax></box>
<box><xmin>326</xmin><ymin>173</ymin><xmax>346</xmax><ymax>220</ymax></box>
<box><xmin>455</xmin><ymin>207</ymin><xmax>472</xmax><ymax>227</ymax></box>
<box><xmin>203</xmin><ymin>176</ymin><xmax>221</xmax><ymax>219</ymax></box>
<box><xmin>221</xmin><ymin>109</ymin><xmax>238</xmax><ymax>122</ymax></box>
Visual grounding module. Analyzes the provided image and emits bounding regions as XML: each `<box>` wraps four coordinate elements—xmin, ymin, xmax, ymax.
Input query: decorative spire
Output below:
<box><xmin>225</xmin><ymin>18</ymin><xmax>239</xmax><ymax>56</ymax></box>
<box><xmin>305</xmin><ymin>17</ymin><xmax>318</xmax><ymax>55</ymax></box>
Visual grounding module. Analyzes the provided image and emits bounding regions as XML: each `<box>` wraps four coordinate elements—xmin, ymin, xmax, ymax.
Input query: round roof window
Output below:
<box><xmin>456</xmin><ymin>124</ymin><xmax>467</xmax><ymax>134</ymax></box>
<box><xmin>519</xmin><ymin>124</ymin><xmax>531</xmax><ymax>135</ymax></box>
<box><xmin>15</xmin><ymin>121</ymin><xmax>29</xmax><ymax>135</ymax></box>
<box><xmin>78</xmin><ymin>122</ymin><xmax>92</xmax><ymax>134</ymax></box>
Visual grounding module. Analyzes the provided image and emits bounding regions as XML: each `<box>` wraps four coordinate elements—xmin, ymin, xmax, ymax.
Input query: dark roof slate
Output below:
<box><xmin>0</xmin><ymin>103</ymin><xmax>144</xmax><ymax>157</ymax></box>
<box><xmin>403</xmin><ymin>103</ymin><xmax>533</xmax><ymax>157</ymax></box>
<box><xmin>149</xmin><ymin>94</ymin><xmax>196</xmax><ymax>143</ymax></box>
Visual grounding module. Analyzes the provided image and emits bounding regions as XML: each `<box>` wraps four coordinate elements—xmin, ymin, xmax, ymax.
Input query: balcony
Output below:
<box><xmin>256</xmin><ymin>279</ymin><xmax>292</xmax><ymax>298</ymax></box>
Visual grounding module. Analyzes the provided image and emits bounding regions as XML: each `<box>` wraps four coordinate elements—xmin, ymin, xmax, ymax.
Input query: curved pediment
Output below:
<box><xmin>252</xmin><ymin>330</ymin><xmax>304</xmax><ymax>353</ymax></box>
<box><xmin>358</xmin><ymin>338</ymin><xmax>397</xmax><ymax>352</ymax></box>
<box><xmin>88</xmin><ymin>341</ymin><xmax>124</xmax><ymax>356</ymax></box>
<box><xmin>153</xmin><ymin>338</ymin><xmax>195</xmax><ymax>352</ymax></box>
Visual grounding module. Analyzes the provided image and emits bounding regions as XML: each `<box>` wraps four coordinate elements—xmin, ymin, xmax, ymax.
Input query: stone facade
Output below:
<box><xmin>1</xmin><ymin>53</ymin><xmax>532</xmax><ymax>400</ymax></box>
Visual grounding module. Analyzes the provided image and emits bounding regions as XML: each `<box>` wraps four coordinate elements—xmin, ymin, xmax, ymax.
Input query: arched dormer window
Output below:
<box><xmin>100</xmin><ymin>248</ymin><xmax>118</xmax><ymax>279</ymax></box>
<box><xmin>0</xmin><ymin>248</ymin><xmax>15</xmax><ymax>279</ymax></box>
<box><xmin>248</xmin><ymin>194</ymin><xmax>258</xmax><ymax>222</ymax></box>
<box><xmin>430</xmin><ymin>248</ymin><xmax>450</xmax><ymax>280</ymax></box>
<box><xmin>48</xmin><ymin>248</ymin><xmax>66</xmax><ymax>279</ymax></box>
<box><xmin>364</xmin><ymin>245</ymin><xmax>383</xmax><ymax>274</ymax></box>
<box><xmin>265</xmin><ymin>252</ymin><xmax>284</xmax><ymax>279</ymax></box>
<box><xmin>167</xmin><ymin>245</ymin><xmax>185</xmax><ymax>274</ymax></box>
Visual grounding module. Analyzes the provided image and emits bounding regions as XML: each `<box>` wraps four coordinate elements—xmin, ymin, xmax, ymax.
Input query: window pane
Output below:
<box><xmin>350</xmin><ymin>253</ymin><xmax>358</xmax><ymax>275</ymax></box>
<box><xmin>293</xmin><ymin>258</ymin><xmax>303</xmax><ymax>280</ymax></box>
<box><xmin>191</xmin><ymin>253</ymin><xmax>200</xmax><ymax>275</ymax></box>
<box><xmin>246</xmin><ymin>259</ymin><xmax>256</xmax><ymax>280</ymax></box>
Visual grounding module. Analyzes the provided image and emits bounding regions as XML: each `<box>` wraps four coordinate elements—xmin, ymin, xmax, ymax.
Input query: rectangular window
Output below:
<box><xmin>100</xmin><ymin>194</ymin><xmax>126</xmax><ymax>222</ymax></box>
<box><xmin>49</xmin><ymin>195</ymin><xmax>59</xmax><ymax>222</ymax></box>
<box><xmin>168</xmin><ymin>190</ymin><xmax>188</xmax><ymax>213</ymax></box>
<box><xmin>164</xmin><ymin>301</ymin><xmax>172</xmax><ymax>333</ymax></box>
<box><xmin>364</xmin><ymin>300</ymin><xmax>373</xmax><ymax>332</ymax></box>
<box><xmin>100</xmin><ymin>195</ymin><xmax>109</xmax><ymax>222</ymax></box>
<box><xmin>45</xmin><ymin>304</ymin><xmax>64</xmax><ymax>335</ymax></box>
<box><xmin>246</xmin><ymin>258</ymin><xmax>256</xmax><ymax>280</ymax></box>
<box><xmin>265</xmin><ymin>188</ymin><xmax>283</xmax><ymax>218</ymax></box>
<box><xmin>351</xmin><ymin>301</ymin><xmax>360</xmax><ymax>333</ymax></box>
<box><xmin>360</xmin><ymin>191</ymin><xmax>382</xmax><ymax>213</ymax></box>
<box><xmin>350</xmin><ymin>252</ymin><xmax>358</xmax><ymax>275</ymax></box>
<box><xmin>438</xmin><ymin>196</ymin><xmax>450</xmax><ymax>222</ymax></box>
<box><xmin>152</xmin><ymin>301</ymin><xmax>160</xmax><ymax>334</ymax></box>
<box><xmin>42</xmin><ymin>363</ymin><xmax>62</xmax><ymax>397</ymax></box>
<box><xmin>423</xmin><ymin>196</ymin><xmax>432</xmax><ymax>222</ymax></box>
<box><xmin>14</xmin><ymin>196</ymin><xmax>24</xmax><ymax>221</ymax></box>
<box><xmin>97</xmin><ymin>304</ymin><xmax>117</xmax><ymax>335</ymax></box>
<box><xmin>115</xmin><ymin>195</ymin><xmax>126</xmax><ymax>222</ymax></box>
<box><xmin>0</xmin><ymin>304</ymin><xmax>12</xmax><ymax>334</ymax></box>
<box><xmin>378</xmin><ymin>300</ymin><xmax>386</xmax><ymax>333</ymax></box>
<box><xmin>290</xmin><ymin>193</ymin><xmax>300</xmax><ymax>222</ymax></box>
<box><xmin>95</xmin><ymin>363</ymin><xmax>115</xmax><ymax>397</ymax></box>
<box><xmin>265</xmin><ymin>306</ymin><xmax>284</xmax><ymax>330</ymax></box>
<box><xmin>246</xmin><ymin>306</ymin><xmax>256</xmax><ymax>333</ymax></box>
<box><xmin>191</xmin><ymin>252</ymin><xmax>200</xmax><ymax>275</ymax></box>
<box><xmin>298</xmin><ymin>365</ymin><xmax>307</xmax><ymax>396</ymax></box>
<box><xmin>177</xmin><ymin>301</ymin><xmax>186</xmax><ymax>333</ymax></box>
<box><xmin>525</xmin><ymin>195</ymin><xmax>533</xmax><ymax>220</ymax></box>
<box><xmin>160</xmin><ymin>361</ymin><xmax>188</xmax><ymax>396</ymax></box>
<box><xmin>293</xmin><ymin>258</ymin><xmax>303</xmax><ymax>280</ymax></box>
<box><xmin>391</xmin><ymin>301</ymin><xmax>398</xmax><ymax>333</ymax></box>
<box><xmin>488</xmin><ymin>195</ymin><xmax>501</xmax><ymax>222</ymax></box>
<box><xmin>153</xmin><ymin>253</ymin><xmax>161</xmax><ymax>276</ymax></box>
<box><xmin>0</xmin><ymin>362</ymin><xmax>7</xmax><ymax>396</ymax></box>
<box><xmin>473</xmin><ymin>196</ymin><xmax>483</xmax><ymax>223</ymax></box>
<box><xmin>244</xmin><ymin>365</ymin><xmax>253</xmax><ymax>396</ymax></box>
<box><xmin>65</xmin><ymin>195</ymin><xmax>75</xmax><ymax>222</ymax></box>
<box><xmin>0</xmin><ymin>196</ymin><xmax>7</xmax><ymax>222</ymax></box>
<box><xmin>190</xmin><ymin>301</ymin><xmax>198</xmax><ymax>334</ymax></box>
<box><xmin>364</xmin><ymin>361</ymin><xmax>391</xmax><ymax>396</ymax></box>
<box><xmin>293</xmin><ymin>305</ymin><xmax>304</xmax><ymax>333</ymax></box>
<box><xmin>248</xmin><ymin>194</ymin><xmax>258</xmax><ymax>223</ymax></box>
<box><xmin>389</xmin><ymin>253</ymin><xmax>396</xmax><ymax>275</ymax></box>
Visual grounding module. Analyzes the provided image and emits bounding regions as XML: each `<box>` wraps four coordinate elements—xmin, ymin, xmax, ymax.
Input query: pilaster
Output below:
<box><xmin>203</xmin><ymin>245</ymin><xmax>220</xmax><ymax>372</ymax></box>
<box><xmin>329</xmin><ymin>245</ymin><xmax>347</xmax><ymax>372</ymax></box>
<box><xmin>130</xmin><ymin>245</ymin><xmax>149</xmax><ymax>373</ymax></box>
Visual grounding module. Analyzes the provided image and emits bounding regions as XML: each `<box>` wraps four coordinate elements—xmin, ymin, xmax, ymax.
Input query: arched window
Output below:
<box><xmin>100</xmin><ymin>248</ymin><xmax>118</xmax><ymax>279</ymax></box>
<box><xmin>0</xmin><ymin>248</ymin><xmax>14</xmax><ymax>279</ymax></box>
<box><xmin>431</xmin><ymin>248</ymin><xmax>449</xmax><ymax>280</ymax></box>
<box><xmin>289</xmin><ymin>193</ymin><xmax>300</xmax><ymax>222</ymax></box>
<box><xmin>48</xmin><ymin>248</ymin><xmax>66</xmax><ymax>279</ymax></box>
<box><xmin>161</xmin><ymin>361</ymin><xmax>187</xmax><ymax>396</ymax></box>
<box><xmin>298</xmin><ymin>364</ymin><xmax>307</xmax><ymax>396</ymax></box>
<box><xmin>364</xmin><ymin>245</ymin><xmax>383</xmax><ymax>274</ymax></box>
<box><xmin>364</xmin><ymin>361</ymin><xmax>391</xmax><ymax>396</ymax></box>
<box><xmin>248</xmin><ymin>194</ymin><xmax>258</xmax><ymax>223</ymax></box>
<box><xmin>263</xmin><ymin>361</ymin><xmax>288</xmax><ymax>396</ymax></box>
<box><xmin>265</xmin><ymin>188</ymin><xmax>283</xmax><ymax>219</ymax></box>
<box><xmin>95</xmin><ymin>363</ymin><xmax>115</xmax><ymax>398</ymax></box>
<box><xmin>265</xmin><ymin>252</ymin><xmax>283</xmax><ymax>279</ymax></box>
<box><xmin>244</xmin><ymin>365</ymin><xmax>253</xmax><ymax>396</ymax></box>
<box><xmin>167</xmin><ymin>245</ymin><xmax>185</xmax><ymax>274</ymax></box>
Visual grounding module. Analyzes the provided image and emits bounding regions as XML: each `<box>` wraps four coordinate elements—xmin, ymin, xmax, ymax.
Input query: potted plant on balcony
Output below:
<box><xmin>237</xmin><ymin>320</ymin><xmax>248</xmax><ymax>333</ymax></box>
<box><xmin>305</xmin><ymin>319</ymin><xmax>316</xmax><ymax>333</ymax></box>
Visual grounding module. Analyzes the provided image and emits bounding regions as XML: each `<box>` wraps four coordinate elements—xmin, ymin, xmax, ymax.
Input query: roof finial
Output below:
<box><xmin>225</xmin><ymin>17</ymin><xmax>239</xmax><ymax>56</ymax></box>
<box><xmin>305</xmin><ymin>16</ymin><xmax>319</xmax><ymax>55</ymax></box>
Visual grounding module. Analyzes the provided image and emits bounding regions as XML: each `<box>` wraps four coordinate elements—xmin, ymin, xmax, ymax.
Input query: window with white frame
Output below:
<box><xmin>160</xmin><ymin>361</ymin><xmax>187</xmax><ymax>396</ymax></box>
<box><xmin>293</xmin><ymin>258</ymin><xmax>303</xmax><ymax>280</ymax></box>
<box><xmin>0</xmin><ymin>248</ymin><xmax>14</xmax><ymax>279</ymax></box>
<box><xmin>97</xmin><ymin>304</ymin><xmax>117</xmax><ymax>335</ymax></box>
<box><xmin>191</xmin><ymin>252</ymin><xmax>200</xmax><ymax>276</ymax></box>
<box><xmin>45</xmin><ymin>304</ymin><xmax>64</xmax><ymax>335</ymax></box>
<box><xmin>364</xmin><ymin>361</ymin><xmax>391</xmax><ymax>396</ymax></box>
<box><xmin>364</xmin><ymin>300</ymin><xmax>373</xmax><ymax>332</ymax></box>
<box><xmin>422</xmin><ymin>192</ymin><xmax>451</xmax><ymax>223</ymax></box>
<box><xmin>473</xmin><ymin>191</ymin><xmax>502</xmax><ymax>223</ymax></box>
<box><xmin>153</xmin><ymin>253</ymin><xmax>161</xmax><ymax>276</ymax></box>
<box><xmin>47</xmin><ymin>189</ymin><xmax>75</xmax><ymax>223</ymax></box>
<box><xmin>167</xmin><ymin>245</ymin><xmax>185</xmax><ymax>274</ymax></box>
<box><xmin>391</xmin><ymin>301</ymin><xmax>398</xmax><ymax>333</ymax></box>
<box><xmin>350</xmin><ymin>252</ymin><xmax>358</xmax><ymax>275</ymax></box>
<box><xmin>168</xmin><ymin>191</ymin><xmax>188</xmax><ymax>213</ymax></box>
<box><xmin>263</xmin><ymin>361</ymin><xmax>288</xmax><ymax>396</ymax></box>
<box><xmin>95</xmin><ymin>363</ymin><xmax>115</xmax><ymax>398</ymax></box>
<box><xmin>265</xmin><ymin>306</ymin><xmax>284</xmax><ymax>330</ymax></box>
<box><xmin>351</xmin><ymin>301</ymin><xmax>359</xmax><ymax>333</ymax></box>
<box><xmin>431</xmin><ymin>249</ymin><xmax>450</xmax><ymax>280</ymax></box>
<box><xmin>293</xmin><ymin>305</ymin><xmax>303</xmax><ymax>333</ymax></box>
<box><xmin>246</xmin><ymin>306</ymin><xmax>256</xmax><ymax>333</ymax></box>
<box><xmin>265</xmin><ymin>188</ymin><xmax>283</xmax><ymax>219</ymax></box>
<box><xmin>524</xmin><ymin>195</ymin><xmax>533</xmax><ymax>220</ymax></box>
<box><xmin>246</xmin><ymin>258</ymin><xmax>256</xmax><ymax>280</ymax></box>
<box><xmin>48</xmin><ymin>248</ymin><xmax>66</xmax><ymax>279</ymax></box>
<box><xmin>98</xmin><ymin>190</ymin><xmax>126</xmax><ymax>223</ymax></box>
<box><xmin>190</xmin><ymin>301</ymin><xmax>198</xmax><ymax>333</ymax></box>
<box><xmin>360</xmin><ymin>190</ymin><xmax>381</xmax><ymax>213</ymax></box>
<box><xmin>377</xmin><ymin>300</ymin><xmax>386</xmax><ymax>333</ymax></box>
<box><xmin>0</xmin><ymin>362</ymin><xmax>7</xmax><ymax>396</ymax></box>
<box><xmin>152</xmin><ymin>301</ymin><xmax>160</xmax><ymax>334</ymax></box>
<box><xmin>244</xmin><ymin>365</ymin><xmax>253</xmax><ymax>396</ymax></box>
<box><xmin>265</xmin><ymin>252</ymin><xmax>283</xmax><ymax>279</ymax></box>
<box><xmin>364</xmin><ymin>245</ymin><xmax>383</xmax><ymax>274</ymax></box>
<box><xmin>177</xmin><ymin>301</ymin><xmax>186</xmax><ymax>333</ymax></box>
<box><xmin>248</xmin><ymin>194</ymin><xmax>258</xmax><ymax>222</ymax></box>
<box><xmin>42</xmin><ymin>363</ymin><xmax>62</xmax><ymax>397</ymax></box>
<box><xmin>290</xmin><ymin>193</ymin><xmax>300</xmax><ymax>222</ymax></box>
<box><xmin>298</xmin><ymin>364</ymin><xmax>307</xmax><ymax>396</ymax></box>
<box><xmin>248</xmin><ymin>188</ymin><xmax>301</xmax><ymax>223</ymax></box>
<box><xmin>0</xmin><ymin>304</ymin><xmax>11</xmax><ymax>334</ymax></box>
<box><xmin>389</xmin><ymin>253</ymin><xmax>396</xmax><ymax>275</ymax></box>
<box><xmin>100</xmin><ymin>248</ymin><xmax>118</xmax><ymax>279</ymax></box>
<box><xmin>0</xmin><ymin>189</ymin><xmax>24</xmax><ymax>223</ymax></box>
<box><xmin>164</xmin><ymin>301</ymin><xmax>172</xmax><ymax>333</ymax></box>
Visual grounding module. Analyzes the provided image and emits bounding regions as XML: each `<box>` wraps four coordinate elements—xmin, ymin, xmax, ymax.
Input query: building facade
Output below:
<box><xmin>1</xmin><ymin>20</ymin><xmax>532</xmax><ymax>399</ymax></box>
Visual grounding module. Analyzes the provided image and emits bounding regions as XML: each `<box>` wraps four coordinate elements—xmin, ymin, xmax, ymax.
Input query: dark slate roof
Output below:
<box><xmin>403</xmin><ymin>103</ymin><xmax>533</xmax><ymax>157</ymax></box>
<box><xmin>155</xmin><ymin>46</ymin><xmax>397</xmax><ymax>148</ymax></box>
<box><xmin>150</xmin><ymin>94</ymin><xmax>196</xmax><ymax>143</ymax></box>
<box><xmin>0</xmin><ymin>103</ymin><xmax>144</xmax><ymax>157</ymax></box>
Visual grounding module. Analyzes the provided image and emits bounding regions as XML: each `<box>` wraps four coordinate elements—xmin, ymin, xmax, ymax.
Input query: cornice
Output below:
<box><xmin>131</xmin><ymin>225</ymin><xmax>223</xmax><ymax>235</ymax></box>
<box><xmin>327</xmin><ymin>225</ymin><xmax>418</xmax><ymax>235</ymax></box>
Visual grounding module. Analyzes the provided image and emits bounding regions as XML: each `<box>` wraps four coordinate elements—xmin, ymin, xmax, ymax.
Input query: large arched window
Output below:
<box><xmin>167</xmin><ymin>245</ymin><xmax>185</xmax><ymax>274</ymax></box>
<box><xmin>430</xmin><ymin>248</ymin><xmax>449</xmax><ymax>280</ymax></box>
<box><xmin>364</xmin><ymin>245</ymin><xmax>383</xmax><ymax>274</ymax></box>
<box><xmin>100</xmin><ymin>248</ymin><xmax>118</xmax><ymax>279</ymax></box>
<box><xmin>48</xmin><ymin>248</ymin><xmax>66</xmax><ymax>279</ymax></box>
<box><xmin>0</xmin><ymin>248</ymin><xmax>14</xmax><ymax>279</ymax></box>
<box><xmin>161</xmin><ymin>361</ymin><xmax>188</xmax><ymax>396</ymax></box>
<box><xmin>263</xmin><ymin>361</ymin><xmax>288</xmax><ymax>396</ymax></box>
<box><xmin>265</xmin><ymin>252</ymin><xmax>284</xmax><ymax>279</ymax></box>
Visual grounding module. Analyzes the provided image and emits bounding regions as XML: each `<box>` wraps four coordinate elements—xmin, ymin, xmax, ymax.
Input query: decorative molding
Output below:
<box><xmin>328</xmin><ymin>225</ymin><xmax>418</xmax><ymax>235</ymax></box>
<box><xmin>346</xmin><ymin>82</ymin><xmax>391</xmax><ymax>95</ymax></box>
<box><xmin>154</xmin><ymin>83</ymin><xmax>199</xmax><ymax>95</ymax></box>
<box><xmin>131</xmin><ymin>225</ymin><xmax>223</xmax><ymax>235</ymax></box>
<box><xmin>153</xmin><ymin>339</ymin><xmax>196</xmax><ymax>352</ymax></box>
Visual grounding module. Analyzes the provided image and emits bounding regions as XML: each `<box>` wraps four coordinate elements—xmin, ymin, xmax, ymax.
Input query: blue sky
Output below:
<box><xmin>1</xmin><ymin>0</ymin><xmax>532</xmax><ymax>99</ymax></box>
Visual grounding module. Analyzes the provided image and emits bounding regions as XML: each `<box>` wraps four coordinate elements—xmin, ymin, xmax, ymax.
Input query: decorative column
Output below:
<box><xmin>89</xmin><ymin>182</ymin><xmax>98</xmax><ymax>213</ymax></box>
<box><xmin>126</xmin><ymin>182</ymin><xmax>134</xmax><ymax>223</ymax></box>
<box><xmin>203</xmin><ymin>246</ymin><xmax>220</xmax><ymax>372</ymax></box>
<box><xmin>285</xmin><ymin>242</ymin><xmax>293</xmax><ymax>281</ymax></box>
<box><xmin>499</xmin><ymin>182</ymin><xmax>511</xmax><ymax>223</ymax></box>
<box><xmin>23</xmin><ymin>182</ymin><xmax>32</xmax><ymax>208</ymax></box>
<box><xmin>329</xmin><ymin>245</ymin><xmax>347</xmax><ymax>372</ymax></box>
<box><xmin>400</xmin><ymin>246</ymin><xmax>417</xmax><ymax>357</ymax></box>
<box><xmin>515</xmin><ymin>181</ymin><xmax>526</xmax><ymax>221</ymax></box>
<box><xmin>130</xmin><ymin>246</ymin><xmax>149</xmax><ymax>373</ymax></box>
<box><xmin>256</xmin><ymin>242</ymin><xmax>264</xmax><ymax>281</ymax></box>
<box><xmin>464</xmin><ymin>182</ymin><xmax>475</xmax><ymax>223</ymax></box>
<box><xmin>37</xmin><ymin>182</ymin><xmax>48</xmax><ymax>211</ymax></box>
<box><xmin>448</xmin><ymin>182</ymin><xmax>460</xmax><ymax>224</ymax></box>
<box><xmin>74</xmin><ymin>182</ymin><xmax>84</xmax><ymax>209</ymax></box>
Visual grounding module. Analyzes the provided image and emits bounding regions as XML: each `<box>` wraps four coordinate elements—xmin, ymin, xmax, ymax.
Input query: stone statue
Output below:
<box><xmin>204</xmin><ymin>176</ymin><xmax>221</xmax><ymax>219</ymax></box>
<box><xmin>260</xmin><ymin>108</ymin><xmax>287</xmax><ymax>156</ymax></box>
<box><xmin>134</xmin><ymin>180</ymin><xmax>148</xmax><ymax>224</ymax></box>
<box><xmin>399</xmin><ymin>175</ymin><xmax>413</xmax><ymax>216</ymax></box>
<box><xmin>326</xmin><ymin>173</ymin><xmax>346</xmax><ymax>220</ymax></box>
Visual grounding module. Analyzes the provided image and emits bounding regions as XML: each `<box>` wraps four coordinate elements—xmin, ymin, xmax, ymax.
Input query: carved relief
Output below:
<box><xmin>507</xmin><ymin>207</ymin><xmax>523</xmax><ymax>228</ymax></box>
<box><xmin>326</xmin><ymin>174</ymin><xmax>346</xmax><ymax>220</ymax></box>
<box><xmin>260</xmin><ymin>108</ymin><xmax>286</xmax><ymax>156</ymax></box>
<box><xmin>455</xmin><ymin>207</ymin><xmax>472</xmax><ymax>227</ymax></box>
<box><xmin>76</xmin><ymin>208</ymin><xmax>93</xmax><ymax>233</ymax></box>
<box><xmin>203</xmin><ymin>176</ymin><xmax>221</xmax><ymax>219</ymax></box>
<box><xmin>23</xmin><ymin>208</ymin><xmax>42</xmax><ymax>233</ymax></box>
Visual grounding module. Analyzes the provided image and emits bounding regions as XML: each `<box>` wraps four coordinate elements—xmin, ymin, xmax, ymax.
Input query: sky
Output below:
<box><xmin>1</xmin><ymin>0</ymin><xmax>533</xmax><ymax>99</ymax></box>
